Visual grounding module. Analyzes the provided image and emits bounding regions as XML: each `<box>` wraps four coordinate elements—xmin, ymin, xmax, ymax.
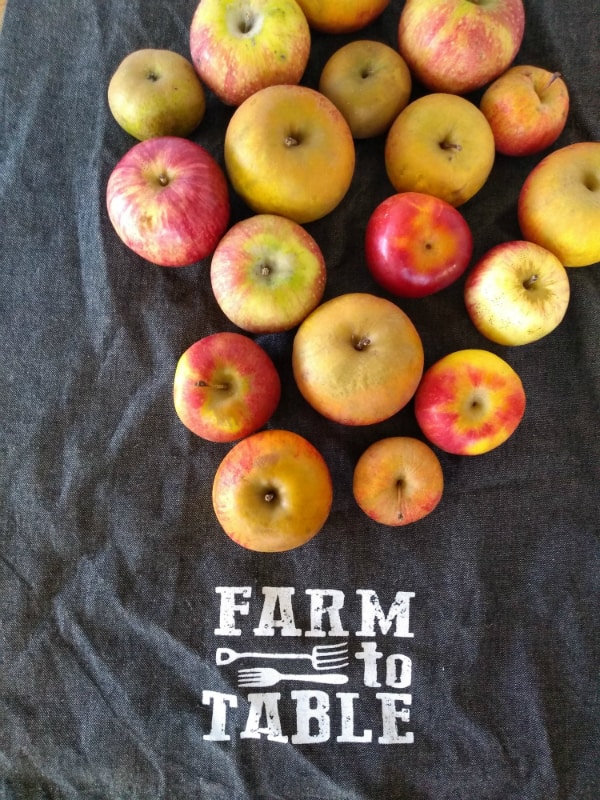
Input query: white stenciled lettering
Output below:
<box><xmin>253</xmin><ymin>587</ymin><xmax>302</xmax><ymax>637</ymax></box>
<box><xmin>336</xmin><ymin>693</ymin><xmax>372</xmax><ymax>743</ymax></box>
<box><xmin>376</xmin><ymin>693</ymin><xmax>414</xmax><ymax>744</ymax></box>
<box><xmin>291</xmin><ymin>690</ymin><xmax>330</xmax><ymax>744</ymax></box>
<box><xmin>356</xmin><ymin>591</ymin><xmax>415</xmax><ymax>638</ymax></box>
<box><xmin>202</xmin><ymin>691</ymin><xmax>238</xmax><ymax>741</ymax></box>
<box><xmin>214</xmin><ymin>586</ymin><xmax>251</xmax><ymax>636</ymax></box>
<box><xmin>385</xmin><ymin>654</ymin><xmax>412</xmax><ymax>689</ymax></box>
<box><xmin>241</xmin><ymin>693</ymin><xmax>288</xmax><ymax>742</ymax></box>
<box><xmin>355</xmin><ymin>641</ymin><xmax>384</xmax><ymax>687</ymax></box>
<box><xmin>305</xmin><ymin>589</ymin><xmax>349</xmax><ymax>637</ymax></box>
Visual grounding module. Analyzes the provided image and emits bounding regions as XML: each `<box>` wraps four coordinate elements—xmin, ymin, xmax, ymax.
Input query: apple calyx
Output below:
<box><xmin>145</xmin><ymin>70</ymin><xmax>160</xmax><ymax>83</ymax></box>
<box><xmin>352</xmin><ymin>335</ymin><xmax>371</xmax><ymax>351</ymax></box>
<box><xmin>284</xmin><ymin>134</ymin><xmax>301</xmax><ymax>148</ymax></box>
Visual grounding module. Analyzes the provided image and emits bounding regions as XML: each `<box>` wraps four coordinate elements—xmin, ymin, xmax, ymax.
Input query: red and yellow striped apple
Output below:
<box><xmin>414</xmin><ymin>349</ymin><xmax>526</xmax><ymax>455</ymax></box>
<box><xmin>365</xmin><ymin>191</ymin><xmax>473</xmax><ymax>298</ymax></box>
<box><xmin>212</xmin><ymin>429</ymin><xmax>333</xmax><ymax>551</ymax></box>
<box><xmin>173</xmin><ymin>332</ymin><xmax>280</xmax><ymax>443</ymax></box>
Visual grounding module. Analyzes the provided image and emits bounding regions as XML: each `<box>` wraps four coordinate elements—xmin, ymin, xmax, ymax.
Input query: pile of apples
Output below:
<box><xmin>105</xmin><ymin>0</ymin><xmax>600</xmax><ymax>552</ymax></box>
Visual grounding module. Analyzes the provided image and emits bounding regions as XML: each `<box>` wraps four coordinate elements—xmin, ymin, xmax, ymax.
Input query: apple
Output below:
<box><xmin>292</xmin><ymin>292</ymin><xmax>424</xmax><ymax>426</ymax></box>
<box><xmin>464</xmin><ymin>240</ymin><xmax>570</xmax><ymax>346</ymax></box>
<box><xmin>212</xmin><ymin>429</ymin><xmax>333</xmax><ymax>552</ymax></box>
<box><xmin>318</xmin><ymin>40</ymin><xmax>412</xmax><ymax>139</ymax></box>
<box><xmin>107</xmin><ymin>48</ymin><xmax>206</xmax><ymax>140</ymax></box>
<box><xmin>398</xmin><ymin>0</ymin><xmax>525</xmax><ymax>95</ymax></box>
<box><xmin>294</xmin><ymin>0</ymin><xmax>390</xmax><ymax>33</ymax></box>
<box><xmin>518</xmin><ymin>142</ymin><xmax>600</xmax><ymax>268</ymax></box>
<box><xmin>189</xmin><ymin>0</ymin><xmax>310</xmax><ymax>107</ymax></box>
<box><xmin>173</xmin><ymin>332</ymin><xmax>281</xmax><ymax>442</ymax></box>
<box><xmin>106</xmin><ymin>136</ymin><xmax>230</xmax><ymax>267</ymax></box>
<box><xmin>384</xmin><ymin>93</ymin><xmax>495</xmax><ymax>207</ymax></box>
<box><xmin>414</xmin><ymin>349</ymin><xmax>526</xmax><ymax>456</ymax></box>
<box><xmin>224</xmin><ymin>84</ymin><xmax>355</xmax><ymax>224</ymax></box>
<box><xmin>353</xmin><ymin>437</ymin><xmax>444</xmax><ymax>526</ymax></box>
<box><xmin>480</xmin><ymin>65</ymin><xmax>569</xmax><ymax>157</ymax></box>
<box><xmin>365</xmin><ymin>192</ymin><xmax>473</xmax><ymax>298</ymax></box>
<box><xmin>210</xmin><ymin>214</ymin><xmax>326</xmax><ymax>333</ymax></box>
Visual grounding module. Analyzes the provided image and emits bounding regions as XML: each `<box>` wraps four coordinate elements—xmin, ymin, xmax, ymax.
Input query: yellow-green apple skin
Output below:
<box><xmin>353</xmin><ymin>437</ymin><xmax>444</xmax><ymax>527</ymax></box>
<box><xmin>107</xmin><ymin>49</ymin><xmax>206</xmax><ymax>140</ymax></box>
<box><xmin>398</xmin><ymin>0</ymin><xmax>525</xmax><ymax>95</ymax></box>
<box><xmin>292</xmin><ymin>293</ymin><xmax>424</xmax><ymax>426</ymax></box>
<box><xmin>212</xmin><ymin>429</ymin><xmax>333</xmax><ymax>552</ymax></box>
<box><xmin>210</xmin><ymin>214</ymin><xmax>326</xmax><ymax>333</ymax></box>
<box><xmin>106</xmin><ymin>136</ymin><xmax>230</xmax><ymax>267</ymax></box>
<box><xmin>518</xmin><ymin>142</ymin><xmax>600</xmax><ymax>267</ymax></box>
<box><xmin>464</xmin><ymin>240</ymin><xmax>570</xmax><ymax>346</ymax></box>
<box><xmin>189</xmin><ymin>0</ymin><xmax>310</xmax><ymax>106</ymax></box>
<box><xmin>295</xmin><ymin>0</ymin><xmax>390</xmax><ymax>33</ymax></box>
<box><xmin>480</xmin><ymin>66</ymin><xmax>569</xmax><ymax>157</ymax></box>
<box><xmin>224</xmin><ymin>84</ymin><xmax>355</xmax><ymax>223</ymax></box>
<box><xmin>384</xmin><ymin>93</ymin><xmax>495</xmax><ymax>207</ymax></box>
<box><xmin>414</xmin><ymin>349</ymin><xmax>526</xmax><ymax>456</ymax></box>
<box><xmin>173</xmin><ymin>332</ymin><xmax>281</xmax><ymax>443</ymax></box>
<box><xmin>318</xmin><ymin>40</ymin><xmax>412</xmax><ymax>139</ymax></box>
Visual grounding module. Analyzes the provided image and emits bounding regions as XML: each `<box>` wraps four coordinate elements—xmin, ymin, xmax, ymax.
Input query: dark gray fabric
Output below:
<box><xmin>0</xmin><ymin>1</ymin><xmax>599</xmax><ymax>798</ymax></box>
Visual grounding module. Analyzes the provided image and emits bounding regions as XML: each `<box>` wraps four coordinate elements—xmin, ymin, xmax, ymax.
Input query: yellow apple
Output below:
<box><xmin>224</xmin><ymin>84</ymin><xmax>355</xmax><ymax>223</ymax></box>
<box><xmin>295</xmin><ymin>0</ymin><xmax>390</xmax><ymax>33</ymax></box>
<box><xmin>292</xmin><ymin>292</ymin><xmax>424</xmax><ymax>426</ymax></box>
<box><xmin>518</xmin><ymin>142</ymin><xmax>600</xmax><ymax>267</ymax></box>
<box><xmin>212</xmin><ymin>429</ymin><xmax>333</xmax><ymax>552</ymax></box>
<box><xmin>385</xmin><ymin>93</ymin><xmax>495</xmax><ymax>207</ymax></box>
<box><xmin>318</xmin><ymin>40</ymin><xmax>412</xmax><ymax>139</ymax></box>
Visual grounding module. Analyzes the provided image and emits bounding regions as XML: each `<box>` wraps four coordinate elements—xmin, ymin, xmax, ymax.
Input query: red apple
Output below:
<box><xmin>353</xmin><ymin>437</ymin><xmax>444</xmax><ymax>526</ymax></box>
<box><xmin>398</xmin><ymin>0</ymin><xmax>525</xmax><ymax>95</ymax></box>
<box><xmin>173</xmin><ymin>332</ymin><xmax>281</xmax><ymax>442</ymax></box>
<box><xmin>210</xmin><ymin>214</ymin><xmax>326</xmax><ymax>333</ymax></box>
<box><xmin>365</xmin><ymin>192</ymin><xmax>473</xmax><ymax>298</ymax></box>
<box><xmin>106</xmin><ymin>136</ymin><xmax>230</xmax><ymax>267</ymax></box>
<box><xmin>414</xmin><ymin>349</ymin><xmax>526</xmax><ymax>455</ymax></box>
<box><xmin>212</xmin><ymin>429</ymin><xmax>333</xmax><ymax>551</ymax></box>
<box><xmin>189</xmin><ymin>0</ymin><xmax>311</xmax><ymax>107</ymax></box>
<box><xmin>480</xmin><ymin>65</ymin><xmax>569</xmax><ymax>157</ymax></box>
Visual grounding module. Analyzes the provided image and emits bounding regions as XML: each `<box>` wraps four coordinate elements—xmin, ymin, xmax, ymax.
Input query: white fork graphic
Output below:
<box><xmin>238</xmin><ymin>667</ymin><xmax>349</xmax><ymax>688</ymax></box>
<box><xmin>215</xmin><ymin>642</ymin><xmax>348</xmax><ymax>671</ymax></box>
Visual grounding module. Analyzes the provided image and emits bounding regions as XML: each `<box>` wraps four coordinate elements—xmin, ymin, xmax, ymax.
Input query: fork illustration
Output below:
<box><xmin>215</xmin><ymin>642</ymin><xmax>348</xmax><ymax>671</ymax></box>
<box><xmin>238</xmin><ymin>667</ymin><xmax>349</xmax><ymax>688</ymax></box>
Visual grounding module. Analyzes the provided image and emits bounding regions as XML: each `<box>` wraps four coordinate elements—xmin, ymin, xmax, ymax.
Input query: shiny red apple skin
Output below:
<box><xmin>106</xmin><ymin>136</ymin><xmax>230</xmax><ymax>267</ymax></box>
<box><xmin>173</xmin><ymin>332</ymin><xmax>281</xmax><ymax>443</ymax></box>
<box><xmin>365</xmin><ymin>192</ymin><xmax>473</xmax><ymax>298</ymax></box>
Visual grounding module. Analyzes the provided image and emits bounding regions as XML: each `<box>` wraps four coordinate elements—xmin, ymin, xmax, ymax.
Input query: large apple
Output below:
<box><xmin>318</xmin><ymin>40</ymin><xmax>412</xmax><ymax>139</ymax></box>
<box><xmin>464</xmin><ymin>240</ymin><xmax>570</xmax><ymax>346</ymax></box>
<box><xmin>107</xmin><ymin>48</ymin><xmax>206</xmax><ymax>140</ymax></box>
<box><xmin>414</xmin><ymin>349</ymin><xmax>526</xmax><ymax>455</ymax></box>
<box><xmin>398</xmin><ymin>0</ymin><xmax>525</xmax><ymax>95</ymax></box>
<box><xmin>353</xmin><ymin>437</ymin><xmax>444</xmax><ymax>527</ymax></box>
<box><xmin>292</xmin><ymin>293</ymin><xmax>424</xmax><ymax>426</ymax></box>
<box><xmin>210</xmin><ymin>214</ymin><xmax>326</xmax><ymax>333</ymax></box>
<box><xmin>518</xmin><ymin>142</ymin><xmax>600</xmax><ymax>268</ymax></box>
<box><xmin>294</xmin><ymin>0</ymin><xmax>390</xmax><ymax>33</ymax></box>
<box><xmin>212</xmin><ymin>429</ymin><xmax>333</xmax><ymax>552</ymax></box>
<box><xmin>106</xmin><ymin>136</ymin><xmax>230</xmax><ymax>267</ymax></box>
<box><xmin>189</xmin><ymin>0</ymin><xmax>310</xmax><ymax>107</ymax></box>
<box><xmin>173</xmin><ymin>332</ymin><xmax>281</xmax><ymax>442</ymax></box>
<box><xmin>224</xmin><ymin>84</ymin><xmax>355</xmax><ymax>224</ymax></box>
<box><xmin>365</xmin><ymin>192</ymin><xmax>473</xmax><ymax>298</ymax></box>
<box><xmin>384</xmin><ymin>93</ymin><xmax>495</xmax><ymax>207</ymax></box>
<box><xmin>480</xmin><ymin>65</ymin><xmax>569</xmax><ymax>157</ymax></box>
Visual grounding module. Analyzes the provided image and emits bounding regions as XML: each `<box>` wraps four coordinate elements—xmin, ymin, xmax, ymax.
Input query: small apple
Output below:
<box><xmin>210</xmin><ymin>214</ymin><xmax>326</xmax><ymax>333</ymax></box>
<box><xmin>294</xmin><ymin>0</ymin><xmax>390</xmax><ymax>33</ymax></box>
<box><xmin>385</xmin><ymin>93</ymin><xmax>495</xmax><ymax>207</ymax></box>
<box><xmin>318</xmin><ymin>40</ymin><xmax>412</xmax><ymax>139</ymax></box>
<box><xmin>365</xmin><ymin>191</ymin><xmax>473</xmax><ymax>298</ymax></box>
<box><xmin>414</xmin><ymin>349</ymin><xmax>526</xmax><ymax>456</ymax></box>
<box><xmin>518</xmin><ymin>142</ymin><xmax>600</xmax><ymax>268</ymax></box>
<box><xmin>464</xmin><ymin>241</ymin><xmax>570</xmax><ymax>346</ymax></box>
<box><xmin>292</xmin><ymin>292</ymin><xmax>424</xmax><ymax>426</ymax></box>
<box><xmin>173</xmin><ymin>332</ymin><xmax>281</xmax><ymax>442</ymax></box>
<box><xmin>189</xmin><ymin>0</ymin><xmax>311</xmax><ymax>106</ymax></box>
<box><xmin>353</xmin><ymin>437</ymin><xmax>444</xmax><ymax>526</ymax></box>
<box><xmin>106</xmin><ymin>136</ymin><xmax>230</xmax><ymax>267</ymax></box>
<box><xmin>212</xmin><ymin>429</ymin><xmax>333</xmax><ymax>552</ymax></box>
<box><xmin>398</xmin><ymin>0</ymin><xmax>525</xmax><ymax>95</ymax></box>
<box><xmin>480</xmin><ymin>66</ymin><xmax>569</xmax><ymax>157</ymax></box>
<box><xmin>224</xmin><ymin>84</ymin><xmax>355</xmax><ymax>223</ymax></box>
<box><xmin>107</xmin><ymin>49</ymin><xmax>206</xmax><ymax>140</ymax></box>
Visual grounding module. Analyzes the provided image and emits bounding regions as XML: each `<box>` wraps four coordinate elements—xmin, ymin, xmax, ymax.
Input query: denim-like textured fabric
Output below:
<box><xmin>0</xmin><ymin>2</ymin><xmax>599</xmax><ymax>798</ymax></box>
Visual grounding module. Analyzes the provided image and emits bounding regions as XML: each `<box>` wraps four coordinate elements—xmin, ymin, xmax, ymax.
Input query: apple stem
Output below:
<box><xmin>440</xmin><ymin>140</ymin><xmax>462</xmax><ymax>152</ymax></box>
<box><xmin>545</xmin><ymin>71</ymin><xmax>562</xmax><ymax>89</ymax></box>
<box><xmin>195</xmin><ymin>380</ymin><xmax>229</xmax><ymax>390</ymax></box>
<box><xmin>396</xmin><ymin>479</ymin><xmax>405</xmax><ymax>521</ymax></box>
<box><xmin>158</xmin><ymin>173</ymin><xmax>169</xmax><ymax>187</ymax></box>
<box><xmin>523</xmin><ymin>274</ymin><xmax>539</xmax><ymax>289</ymax></box>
